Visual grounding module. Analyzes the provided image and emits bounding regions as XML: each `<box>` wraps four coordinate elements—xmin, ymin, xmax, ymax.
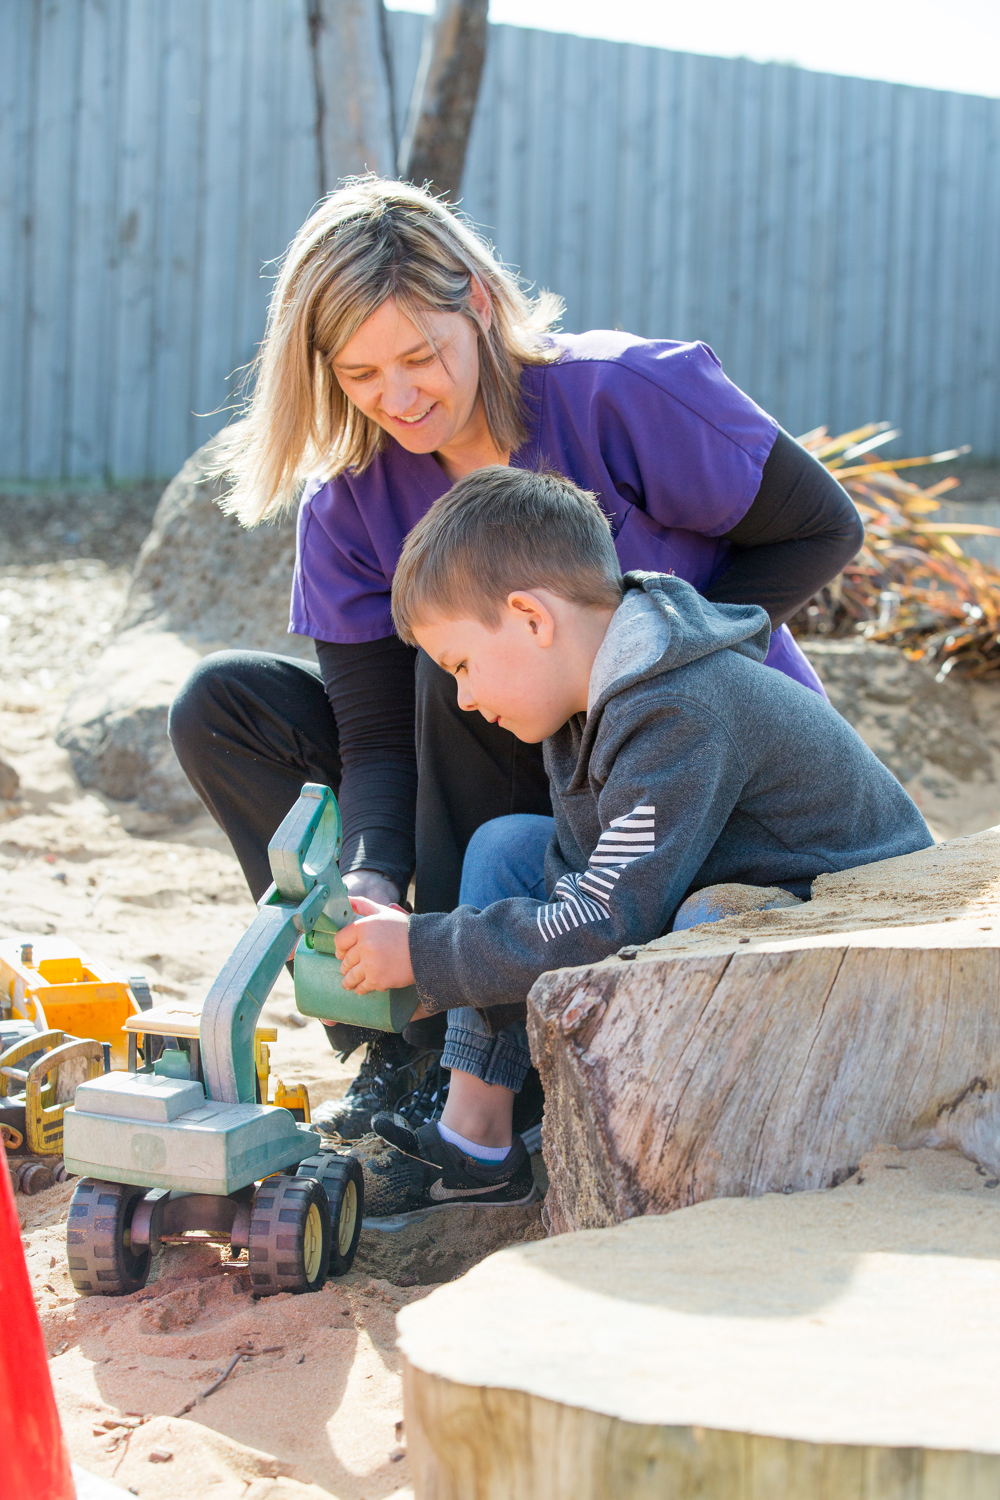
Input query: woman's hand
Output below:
<box><xmin>343</xmin><ymin>869</ymin><xmax>402</xmax><ymax>907</ymax></box>
<box><xmin>334</xmin><ymin>895</ymin><xmax>416</xmax><ymax>994</ymax></box>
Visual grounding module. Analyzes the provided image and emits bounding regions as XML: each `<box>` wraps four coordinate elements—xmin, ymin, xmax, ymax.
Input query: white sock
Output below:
<box><xmin>437</xmin><ymin>1121</ymin><xmax>510</xmax><ymax>1162</ymax></box>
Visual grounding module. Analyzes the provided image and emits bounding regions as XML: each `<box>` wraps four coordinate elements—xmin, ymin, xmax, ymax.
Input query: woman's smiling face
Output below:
<box><xmin>332</xmin><ymin>295</ymin><xmax>486</xmax><ymax>458</ymax></box>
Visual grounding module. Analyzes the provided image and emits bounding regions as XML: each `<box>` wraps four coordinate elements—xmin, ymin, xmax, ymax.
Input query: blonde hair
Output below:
<box><xmin>219</xmin><ymin>176</ymin><xmax>564</xmax><ymax>525</ymax></box>
<box><xmin>391</xmin><ymin>467</ymin><xmax>622</xmax><ymax>642</ymax></box>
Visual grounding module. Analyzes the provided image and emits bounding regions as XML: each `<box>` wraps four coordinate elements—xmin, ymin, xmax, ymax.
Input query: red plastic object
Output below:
<box><xmin>0</xmin><ymin>1145</ymin><xmax>75</xmax><ymax>1498</ymax></box>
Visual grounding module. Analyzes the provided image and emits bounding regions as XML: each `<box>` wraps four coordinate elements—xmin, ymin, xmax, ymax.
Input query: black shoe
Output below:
<box><xmin>312</xmin><ymin>1035</ymin><xmax>420</xmax><ymax>1142</ymax></box>
<box><xmin>393</xmin><ymin>1050</ymin><xmax>449</xmax><ymax>1127</ymax></box>
<box><xmin>362</xmin><ymin>1113</ymin><xmax>538</xmax><ymax>1218</ymax></box>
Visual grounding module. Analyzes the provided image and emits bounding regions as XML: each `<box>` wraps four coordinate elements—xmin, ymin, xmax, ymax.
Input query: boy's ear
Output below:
<box><xmin>507</xmin><ymin>591</ymin><xmax>555</xmax><ymax>646</ymax></box>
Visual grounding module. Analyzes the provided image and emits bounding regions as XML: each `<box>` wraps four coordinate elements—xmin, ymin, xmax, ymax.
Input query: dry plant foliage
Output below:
<box><xmin>790</xmin><ymin>423</ymin><xmax>1000</xmax><ymax>680</ymax></box>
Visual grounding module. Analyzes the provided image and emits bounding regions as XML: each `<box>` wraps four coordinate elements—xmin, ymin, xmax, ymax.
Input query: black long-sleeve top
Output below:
<box><xmin>315</xmin><ymin>430</ymin><xmax>862</xmax><ymax>892</ymax></box>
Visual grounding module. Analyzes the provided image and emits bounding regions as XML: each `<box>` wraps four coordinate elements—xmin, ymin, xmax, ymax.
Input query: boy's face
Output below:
<box><xmin>413</xmin><ymin>593</ymin><xmax>594</xmax><ymax>743</ymax></box>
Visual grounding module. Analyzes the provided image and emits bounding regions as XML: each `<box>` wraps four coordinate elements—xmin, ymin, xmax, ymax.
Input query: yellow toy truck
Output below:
<box><xmin>0</xmin><ymin>937</ymin><xmax>136</xmax><ymax>1156</ymax></box>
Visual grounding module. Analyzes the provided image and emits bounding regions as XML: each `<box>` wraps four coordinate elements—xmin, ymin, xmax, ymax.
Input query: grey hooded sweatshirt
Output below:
<box><xmin>407</xmin><ymin>572</ymin><xmax>932</xmax><ymax>1014</ymax></box>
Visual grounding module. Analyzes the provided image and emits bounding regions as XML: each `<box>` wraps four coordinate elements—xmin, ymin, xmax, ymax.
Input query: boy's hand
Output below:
<box><xmin>334</xmin><ymin>896</ymin><xmax>416</xmax><ymax>995</ymax></box>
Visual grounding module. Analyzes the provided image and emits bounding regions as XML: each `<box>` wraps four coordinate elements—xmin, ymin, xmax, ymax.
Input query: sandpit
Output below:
<box><xmin>6</xmin><ymin>485</ymin><xmax>1000</xmax><ymax>1497</ymax></box>
<box><xmin>0</xmin><ymin>498</ymin><xmax>550</xmax><ymax>1496</ymax></box>
<box><xmin>4</xmin><ymin>748</ymin><xmax>421</xmax><ymax>1498</ymax></box>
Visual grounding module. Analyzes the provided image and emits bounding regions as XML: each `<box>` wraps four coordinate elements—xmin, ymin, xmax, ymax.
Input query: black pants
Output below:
<box><xmin>168</xmin><ymin>648</ymin><xmax>552</xmax><ymax>915</ymax></box>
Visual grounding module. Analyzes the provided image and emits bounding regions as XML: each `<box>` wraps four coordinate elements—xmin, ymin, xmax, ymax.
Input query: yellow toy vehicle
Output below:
<box><xmin>0</xmin><ymin>937</ymin><xmax>142</xmax><ymax>1068</ymax></box>
<box><xmin>0</xmin><ymin>938</ymin><xmax>141</xmax><ymax>1157</ymax></box>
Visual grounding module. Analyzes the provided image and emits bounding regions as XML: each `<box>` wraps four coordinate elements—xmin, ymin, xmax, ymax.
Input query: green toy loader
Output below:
<box><xmin>62</xmin><ymin>783</ymin><xmax>419</xmax><ymax>1296</ymax></box>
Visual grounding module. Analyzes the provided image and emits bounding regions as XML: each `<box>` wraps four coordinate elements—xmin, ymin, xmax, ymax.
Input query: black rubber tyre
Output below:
<box><xmin>66</xmin><ymin>1178</ymin><xmax>152</xmax><ymax>1295</ymax></box>
<box><xmin>248</xmin><ymin>1173</ymin><xmax>331</xmax><ymax>1295</ymax></box>
<box><xmin>296</xmin><ymin>1152</ymin><xmax>364</xmax><ymax>1276</ymax></box>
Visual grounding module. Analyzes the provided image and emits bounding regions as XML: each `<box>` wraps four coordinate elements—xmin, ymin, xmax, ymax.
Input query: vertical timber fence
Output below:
<box><xmin>3</xmin><ymin>0</ymin><xmax>999</xmax><ymax>480</ymax></box>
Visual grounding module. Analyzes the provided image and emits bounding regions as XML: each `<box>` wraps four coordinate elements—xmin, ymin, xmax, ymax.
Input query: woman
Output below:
<box><xmin>169</xmin><ymin>176</ymin><xmax>861</xmax><ymax>1136</ymax></box>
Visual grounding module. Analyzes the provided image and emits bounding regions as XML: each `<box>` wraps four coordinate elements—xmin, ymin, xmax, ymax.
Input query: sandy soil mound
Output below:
<box><xmin>801</xmin><ymin>639</ymin><xmax>1000</xmax><ymax>840</ymax></box>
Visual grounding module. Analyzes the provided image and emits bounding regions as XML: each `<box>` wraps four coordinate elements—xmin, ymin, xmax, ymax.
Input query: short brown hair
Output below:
<box><xmin>391</xmin><ymin>467</ymin><xmax>622</xmax><ymax>642</ymax></box>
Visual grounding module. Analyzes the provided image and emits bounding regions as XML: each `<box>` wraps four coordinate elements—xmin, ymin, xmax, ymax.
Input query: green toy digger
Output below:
<box><xmin>62</xmin><ymin>783</ymin><xmax>420</xmax><ymax>1297</ymax></box>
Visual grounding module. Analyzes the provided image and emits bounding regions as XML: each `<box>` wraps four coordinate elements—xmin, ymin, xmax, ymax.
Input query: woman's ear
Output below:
<box><xmin>467</xmin><ymin>276</ymin><xmax>493</xmax><ymax>333</ymax></box>
<box><xmin>507</xmin><ymin>591</ymin><xmax>555</xmax><ymax>646</ymax></box>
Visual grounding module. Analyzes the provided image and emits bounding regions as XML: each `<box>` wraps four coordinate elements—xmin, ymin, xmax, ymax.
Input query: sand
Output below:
<box><xmin>2</xmin><ymin>620</ymin><xmax>419</xmax><ymax>1497</ymax></box>
<box><xmin>2</xmin><ymin>722</ymin><xmax>421</xmax><ymax>1499</ymax></box>
<box><xmin>23</xmin><ymin>1165</ymin><xmax>422</xmax><ymax>1498</ymax></box>
<box><xmin>5</xmin><ymin>502</ymin><xmax>1000</xmax><ymax>1497</ymax></box>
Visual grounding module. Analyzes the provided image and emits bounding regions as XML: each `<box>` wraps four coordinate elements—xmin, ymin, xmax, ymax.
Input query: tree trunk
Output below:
<box><xmin>307</xmin><ymin>0</ymin><xmax>397</xmax><ymax>194</ymax></box>
<box><xmin>526</xmin><ymin>827</ymin><xmax>1000</xmax><ymax>1234</ymax></box>
<box><xmin>397</xmin><ymin>0</ymin><xmax>489</xmax><ymax>201</ymax></box>
<box><xmin>398</xmin><ymin>1146</ymin><xmax>1000</xmax><ymax>1498</ymax></box>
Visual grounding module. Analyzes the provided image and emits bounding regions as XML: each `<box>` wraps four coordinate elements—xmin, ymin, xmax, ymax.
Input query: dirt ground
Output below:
<box><xmin>1</xmin><ymin>487</ymin><xmax>416</xmax><ymax>1498</ymax></box>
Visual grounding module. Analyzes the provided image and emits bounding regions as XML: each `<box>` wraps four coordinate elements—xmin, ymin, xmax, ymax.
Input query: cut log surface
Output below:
<box><xmin>528</xmin><ymin>826</ymin><xmax>1000</xmax><ymax>1233</ymax></box>
<box><xmin>399</xmin><ymin>1148</ymin><xmax>1000</xmax><ymax>1499</ymax></box>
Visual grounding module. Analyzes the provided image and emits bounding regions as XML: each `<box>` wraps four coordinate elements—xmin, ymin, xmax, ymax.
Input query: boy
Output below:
<box><xmin>334</xmin><ymin>467</ymin><xmax>932</xmax><ymax>1216</ymax></box>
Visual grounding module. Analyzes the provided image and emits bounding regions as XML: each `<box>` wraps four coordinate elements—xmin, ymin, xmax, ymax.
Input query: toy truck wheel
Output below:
<box><xmin>66</xmin><ymin>1179</ymin><xmax>152</xmax><ymax>1295</ymax></box>
<box><xmin>296</xmin><ymin>1153</ymin><xmax>364</xmax><ymax>1276</ymax></box>
<box><xmin>248</xmin><ymin>1174</ymin><xmax>331</xmax><ymax>1295</ymax></box>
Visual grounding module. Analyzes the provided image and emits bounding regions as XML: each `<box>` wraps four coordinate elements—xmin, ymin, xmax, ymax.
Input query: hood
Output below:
<box><xmin>587</xmin><ymin>571</ymin><xmax>771</xmax><ymax>715</ymax></box>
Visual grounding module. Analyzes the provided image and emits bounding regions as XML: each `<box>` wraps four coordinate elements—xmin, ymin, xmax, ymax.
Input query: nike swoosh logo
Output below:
<box><xmin>428</xmin><ymin>1179</ymin><xmax>510</xmax><ymax>1201</ymax></box>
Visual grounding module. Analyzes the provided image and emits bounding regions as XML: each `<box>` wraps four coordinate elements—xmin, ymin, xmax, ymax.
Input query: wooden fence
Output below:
<box><xmin>3</xmin><ymin>0</ymin><xmax>998</xmax><ymax>479</ymax></box>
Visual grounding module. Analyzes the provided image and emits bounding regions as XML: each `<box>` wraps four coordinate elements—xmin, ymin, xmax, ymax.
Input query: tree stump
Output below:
<box><xmin>398</xmin><ymin>1146</ymin><xmax>1000</xmax><ymax>1499</ymax></box>
<box><xmin>527</xmin><ymin>826</ymin><xmax>1000</xmax><ymax>1233</ymax></box>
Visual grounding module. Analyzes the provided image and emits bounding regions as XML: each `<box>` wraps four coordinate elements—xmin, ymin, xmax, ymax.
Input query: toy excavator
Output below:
<box><xmin>62</xmin><ymin>783</ymin><xmax>419</xmax><ymax>1297</ymax></box>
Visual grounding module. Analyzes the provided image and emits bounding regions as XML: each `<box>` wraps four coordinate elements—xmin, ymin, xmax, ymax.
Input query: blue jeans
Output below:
<box><xmin>440</xmin><ymin>813</ymin><xmax>799</xmax><ymax>1088</ymax></box>
<box><xmin>440</xmin><ymin>814</ymin><xmax>553</xmax><ymax>1093</ymax></box>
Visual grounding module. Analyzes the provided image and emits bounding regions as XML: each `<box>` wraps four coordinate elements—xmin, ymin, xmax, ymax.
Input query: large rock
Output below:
<box><xmin>116</xmin><ymin>431</ymin><xmax>306</xmax><ymax>654</ymax></box>
<box><xmin>0</xmin><ymin>754</ymin><xmax>18</xmax><ymax>801</ymax></box>
<box><xmin>55</xmin><ymin>627</ymin><xmax>203</xmax><ymax>817</ymax></box>
<box><xmin>56</xmin><ymin>431</ymin><xmax>311</xmax><ymax>819</ymax></box>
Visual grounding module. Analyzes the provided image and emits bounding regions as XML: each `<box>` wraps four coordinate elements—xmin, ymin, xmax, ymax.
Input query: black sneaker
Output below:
<box><xmin>312</xmin><ymin>1035</ymin><xmax>420</xmax><ymax>1142</ymax></box>
<box><xmin>362</xmin><ymin>1113</ymin><xmax>538</xmax><ymax>1218</ymax></box>
<box><xmin>393</xmin><ymin>1050</ymin><xmax>449</xmax><ymax>1127</ymax></box>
